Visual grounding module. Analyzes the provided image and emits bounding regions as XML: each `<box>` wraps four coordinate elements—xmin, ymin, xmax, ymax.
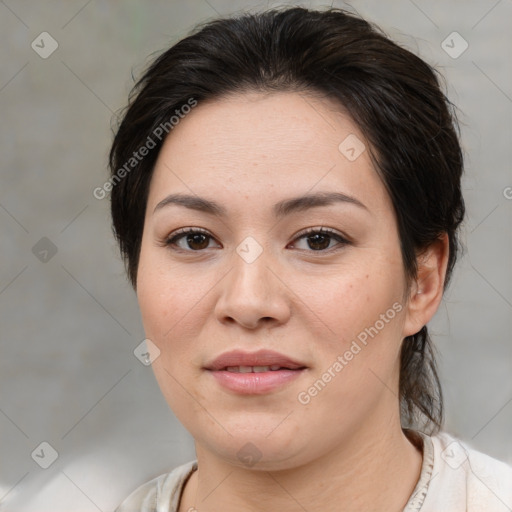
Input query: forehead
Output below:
<box><xmin>146</xmin><ymin>91</ymin><xmax>390</xmax><ymax>215</ymax></box>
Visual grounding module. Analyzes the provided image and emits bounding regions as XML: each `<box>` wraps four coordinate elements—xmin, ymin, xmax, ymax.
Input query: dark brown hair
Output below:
<box><xmin>108</xmin><ymin>6</ymin><xmax>465</xmax><ymax>434</ymax></box>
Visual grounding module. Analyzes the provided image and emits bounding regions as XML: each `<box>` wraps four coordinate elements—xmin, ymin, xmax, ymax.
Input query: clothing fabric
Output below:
<box><xmin>114</xmin><ymin>431</ymin><xmax>512</xmax><ymax>511</ymax></box>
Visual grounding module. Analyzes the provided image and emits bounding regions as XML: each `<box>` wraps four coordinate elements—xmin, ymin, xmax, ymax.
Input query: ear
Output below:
<box><xmin>402</xmin><ymin>233</ymin><xmax>450</xmax><ymax>338</ymax></box>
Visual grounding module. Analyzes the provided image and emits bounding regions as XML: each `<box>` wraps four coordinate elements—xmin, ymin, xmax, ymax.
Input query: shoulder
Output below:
<box><xmin>419</xmin><ymin>431</ymin><xmax>512</xmax><ymax>511</ymax></box>
<box><xmin>114</xmin><ymin>460</ymin><xmax>198</xmax><ymax>512</ymax></box>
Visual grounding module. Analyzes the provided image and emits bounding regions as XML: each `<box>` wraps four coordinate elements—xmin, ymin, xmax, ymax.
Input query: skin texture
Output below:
<box><xmin>136</xmin><ymin>91</ymin><xmax>449</xmax><ymax>512</ymax></box>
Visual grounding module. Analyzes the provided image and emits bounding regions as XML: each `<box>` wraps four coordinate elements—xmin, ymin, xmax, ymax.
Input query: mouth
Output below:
<box><xmin>223</xmin><ymin>365</ymin><xmax>303</xmax><ymax>373</ymax></box>
<box><xmin>204</xmin><ymin>350</ymin><xmax>308</xmax><ymax>395</ymax></box>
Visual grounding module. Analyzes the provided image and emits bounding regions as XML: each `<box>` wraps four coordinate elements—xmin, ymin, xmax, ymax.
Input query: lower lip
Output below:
<box><xmin>208</xmin><ymin>369</ymin><xmax>306</xmax><ymax>394</ymax></box>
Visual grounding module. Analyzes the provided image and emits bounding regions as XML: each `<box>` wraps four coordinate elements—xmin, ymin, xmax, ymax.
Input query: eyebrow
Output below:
<box><xmin>153</xmin><ymin>191</ymin><xmax>368</xmax><ymax>218</ymax></box>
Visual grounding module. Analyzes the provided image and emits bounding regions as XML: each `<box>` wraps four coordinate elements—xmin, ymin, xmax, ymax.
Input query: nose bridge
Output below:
<box><xmin>230</xmin><ymin>235</ymin><xmax>273</xmax><ymax>302</ymax></box>
<box><xmin>215</xmin><ymin>235</ymin><xmax>289</xmax><ymax>328</ymax></box>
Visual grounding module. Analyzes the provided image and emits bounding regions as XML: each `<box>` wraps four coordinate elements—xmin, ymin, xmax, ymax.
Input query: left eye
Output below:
<box><xmin>290</xmin><ymin>228</ymin><xmax>348</xmax><ymax>252</ymax></box>
<box><xmin>164</xmin><ymin>227</ymin><xmax>348</xmax><ymax>252</ymax></box>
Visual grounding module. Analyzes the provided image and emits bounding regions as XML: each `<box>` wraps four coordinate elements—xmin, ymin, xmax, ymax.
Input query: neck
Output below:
<box><xmin>179</xmin><ymin>415</ymin><xmax>423</xmax><ymax>512</ymax></box>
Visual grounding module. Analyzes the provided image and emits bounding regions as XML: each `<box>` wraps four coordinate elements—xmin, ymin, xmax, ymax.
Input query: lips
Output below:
<box><xmin>204</xmin><ymin>349</ymin><xmax>307</xmax><ymax>372</ymax></box>
<box><xmin>204</xmin><ymin>349</ymin><xmax>308</xmax><ymax>395</ymax></box>
<box><xmin>225</xmin><ymin>365</ymin><xmax>289</xmax><ymax>373</ymax></box>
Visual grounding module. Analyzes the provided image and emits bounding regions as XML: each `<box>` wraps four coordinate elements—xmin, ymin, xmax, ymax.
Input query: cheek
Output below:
<box><xmin>136</xmin><ymin>247</ymin><xmax>218</xmax><ymax>368</ymax></box>
<box><xmin>136</xmin><ymin>255</ymin><xmax>210</xmax><ymax>416</ymax></box>
<box><xmin>295</xmin><ymin>267</ymin><xmax>406</xmax><ymax>420</ymax></box>
<box><xmin>293</xmin><ymin>255</ymin><xmax>405</xmax><ymax>344</ymax></box>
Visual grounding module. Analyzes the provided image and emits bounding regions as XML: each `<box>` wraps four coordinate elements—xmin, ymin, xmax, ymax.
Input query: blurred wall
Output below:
<box><xmin>1</xmin><ymin>0</ymin><xmax>511</xmax><ymax>510</ymax></box>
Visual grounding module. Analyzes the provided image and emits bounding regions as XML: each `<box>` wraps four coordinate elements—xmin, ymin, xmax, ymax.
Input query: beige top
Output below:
<box><xmin>114</xmin><ymin>431</ymin><xmax>512</xmax><ymax>511</ymax></box>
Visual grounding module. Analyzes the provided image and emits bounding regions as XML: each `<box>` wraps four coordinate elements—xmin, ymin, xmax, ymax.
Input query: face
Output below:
<box><xmin>136</xmin><ymin>91</ymin><xmax>413</xmax><ymax>470</ymax></box>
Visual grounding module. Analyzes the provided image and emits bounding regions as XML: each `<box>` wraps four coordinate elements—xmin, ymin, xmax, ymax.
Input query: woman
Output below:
<box><xmin>109</xmin><ymin>6</ymin><xmax>512</xmax><ymax>511</ymax></box>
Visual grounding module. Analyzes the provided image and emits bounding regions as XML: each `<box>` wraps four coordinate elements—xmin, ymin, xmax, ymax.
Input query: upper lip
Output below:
<box><xmin>204</xmin><ymin>349</ymin><xmax>307</xmax><ymax>371</ymax></box>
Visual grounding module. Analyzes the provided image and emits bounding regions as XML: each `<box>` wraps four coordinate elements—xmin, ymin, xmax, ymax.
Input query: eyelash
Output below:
<box><xmin>163</xmin><ymin>226</ymin><xmax>350</xmax><ymax>254</ymax></box>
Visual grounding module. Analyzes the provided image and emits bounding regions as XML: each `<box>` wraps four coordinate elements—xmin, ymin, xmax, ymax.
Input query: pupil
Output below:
<box><xmin>188</xmin><ymin>233</ymin><xmax>208</xmax><ymax>250</ymax></box>
<box><xmin>309</xmin><ymin>233</ymin><xmax>329</xmax><ymax>250</ymax></box>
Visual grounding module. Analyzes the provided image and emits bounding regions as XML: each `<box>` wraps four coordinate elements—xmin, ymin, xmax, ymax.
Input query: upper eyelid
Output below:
<box><xmin>294</xmin><ymin>226</ymin><xmax>347</xmax><ymax>240</ymax></box>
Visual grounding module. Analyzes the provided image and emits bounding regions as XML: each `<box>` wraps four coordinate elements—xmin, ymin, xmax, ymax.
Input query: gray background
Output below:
<box><xmin>1</xmin><ymin>0</ymin><xmax>511</xmax><ymax>510</ymax></box>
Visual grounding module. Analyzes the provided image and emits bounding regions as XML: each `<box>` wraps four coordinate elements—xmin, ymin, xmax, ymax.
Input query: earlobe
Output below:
<box><xmin>402</xmin><ymin>233</ymin><xmax>450</xmax><ymax>338</ymax></box>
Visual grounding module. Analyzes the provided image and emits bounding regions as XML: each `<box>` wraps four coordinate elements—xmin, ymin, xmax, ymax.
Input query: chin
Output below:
<box><xmin>193</xmin><ymin>419</ymin><xmax>312</xmax><ymax>470</ymax></box>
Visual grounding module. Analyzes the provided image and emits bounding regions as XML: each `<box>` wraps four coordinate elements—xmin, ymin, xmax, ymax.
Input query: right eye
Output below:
<box><xmin>164</xmin><ymin>228</ymin><xmax>221</xmax><ymax>252</ymax></box>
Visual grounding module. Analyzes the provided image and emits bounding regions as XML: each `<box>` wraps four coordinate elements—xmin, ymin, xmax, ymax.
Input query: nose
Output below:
<box><xmin>214</xmin><ymin>244</ymin><xmax>291</xmax><ymax>330</ymax></box>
